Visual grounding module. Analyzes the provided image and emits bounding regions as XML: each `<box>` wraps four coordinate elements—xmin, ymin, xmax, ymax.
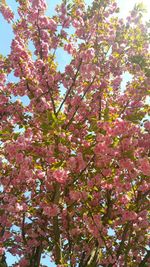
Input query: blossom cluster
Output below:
<box><xmin>0</xmin><ymin>0</ymin><xmax>150</xmax><ymax>266</ymax></box>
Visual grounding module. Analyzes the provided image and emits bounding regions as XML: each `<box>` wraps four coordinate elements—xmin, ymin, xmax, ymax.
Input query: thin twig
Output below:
<box><xmin>64</xmin><ymin>75</ymin><xmax>96</xmax><ymax>129</ymax></box>
<box><xmin>57</xmin><ymin>59</ymin><xmax>82</xmax><ymax>115</ymax></box>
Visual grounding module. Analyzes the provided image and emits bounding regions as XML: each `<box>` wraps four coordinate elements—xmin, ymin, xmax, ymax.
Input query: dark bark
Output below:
<box><xmin>0</xmin><ymin>254</ymin><xmax>8</xmax><ymax>267</ymax></box>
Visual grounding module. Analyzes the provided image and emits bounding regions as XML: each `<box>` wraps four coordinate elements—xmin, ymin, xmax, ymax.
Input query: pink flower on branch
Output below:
<box><xmin>53</xmin><ymin>169</ymin><xmax>68</xmax><ymax>184</ymax></box>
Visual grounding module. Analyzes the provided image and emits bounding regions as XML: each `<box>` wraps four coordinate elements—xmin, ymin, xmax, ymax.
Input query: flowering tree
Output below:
<box><xmin>0</xmin><ymin>0</ymin><xmax>150</xmax><ymax>266</ymax></box>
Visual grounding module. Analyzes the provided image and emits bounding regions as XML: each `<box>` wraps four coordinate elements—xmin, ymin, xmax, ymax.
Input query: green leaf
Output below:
<box><xmin>13</xmin><ymin>132</ymin><xmax>20</xmax><ymax>140</ymax></box>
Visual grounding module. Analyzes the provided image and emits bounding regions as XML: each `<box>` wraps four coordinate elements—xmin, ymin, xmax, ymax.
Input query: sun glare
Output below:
<box><xmin>143</xmin><ymin>0</ymin><xmax>150</xmax><ymax>9</ymax></box>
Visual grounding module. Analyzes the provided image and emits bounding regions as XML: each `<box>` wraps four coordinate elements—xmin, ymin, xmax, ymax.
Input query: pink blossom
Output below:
<box><xmin>48</xmin><ymin>19</ymin><xmax>57</xmax><ymax>31</ymax></box>
<box><xmin>0</xmin><ymin>247</ymin><xmax>5</xmax><ymax>255</ymax></box>
<box><xmin>43</xmin><ymin>204</ymin><xmax>59</xmax><ymax>217</ymax></box>
<box><xmin>37</xmin><ymin>170</ymin><xmax>45</xmax><ymax>180</ymax></box>
<box><xmin>122</xmin><ymin>211</ymin><xmax>137</xmax><ymax>221</ymax></box>
<box><xmin>144</xmin><ymin>121</ymin><xmax>150</xmax><ymax>131</ymax></box>
<box><xmin>0</xmin><ymin>4</ymin><xmax>14</xmax><ymax>23</ymax></box>
<box><xmin>69</xmin><ymin>190</ymin><xmax>81</xmax><ymax>201</ymax></box>
<box><xmin>77</xmin><ymin>152</ymin><xmax>86</xmax><ymax>171</ymax></box>
<box><xmin>53</xmin><ymin>169</ymin><xmax>68</xmax><ymax>183</ymax></box>
<box><xmin>68</xmin><ymin>156</ymin><xmax>77</xmax><ymax>171</ymax></box>
<box><xmin>0</xmin><ymin>0</ymin><xmax>149</xmax><ymax>264</ymax></box>
<box><xmin>138</xmin><ymin>158</ymin><xmax>150</xmax><ymax>176</ymax></box>
<box><xmin>19</xmin><ymin>258</ymin><xmax>29</xmax><ymax>267</ymax></box>
<box><xmin>31</xmin><ymin>0</ymin><xmax>47</xmax><ymax>11</ymax></box>
<box><xmin>64</xmin><ymin>43</ymin><xmax>74</xmax><ymax>54</ymax></box>
<box><xmin>15</xmin><ymin>203</ymin><xmax>23</xmax><ymax>212</ymax></box>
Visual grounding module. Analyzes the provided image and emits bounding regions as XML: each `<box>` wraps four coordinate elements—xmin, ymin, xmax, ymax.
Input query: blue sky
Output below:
<box><xmin>0</xmin><ymin>0</ymin><xmax>149</xmax><ymax>266</ymax></box>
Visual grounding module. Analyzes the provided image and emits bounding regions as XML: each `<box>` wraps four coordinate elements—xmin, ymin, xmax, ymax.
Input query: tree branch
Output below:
<box><xmin>53</xmin><ymin>215</ymin><xmax>61</xmax><ymax>265</ymax></box>
<box><xmin>0</xmin><ymin>253</ymin><xmax>8</xmax><ymax>267</ymax></box>
<box><xmin>57</xmin><ymin>59</ymin><xmax>82</xmax><ymax>115</ymax></box>
<box><xmin>64</xmin><ymin>75</ymin><xmax>96</xmax><ymax>129</ymax></box>
<box><xmin>116</xmin><ymin>223</ymin><xmax>130</xmax><ymax>259</ymax></box>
